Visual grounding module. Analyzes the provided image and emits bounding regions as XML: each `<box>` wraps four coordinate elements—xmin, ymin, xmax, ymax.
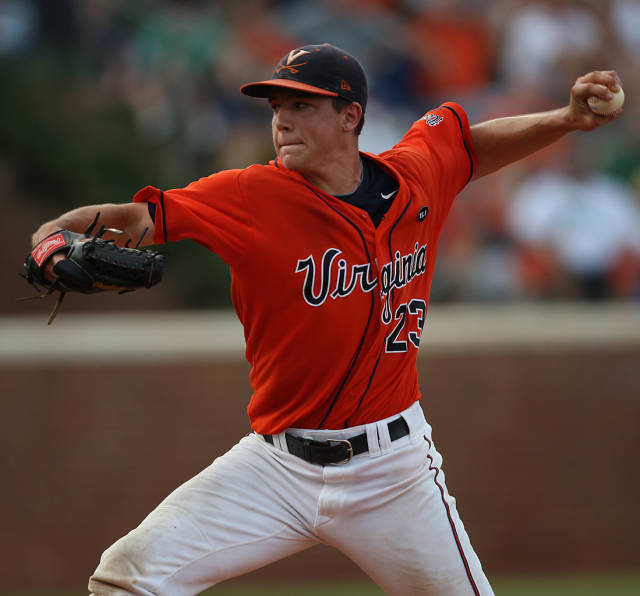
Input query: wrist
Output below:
<box><xmin>32</xmin><ymin>223</ymin><xmax>62</xmax><ymax>247</ymax></box>
<box><xmin>550</xmin><ymin>106</ymin><xmax>579</xmax><ymax>132</ymax></box>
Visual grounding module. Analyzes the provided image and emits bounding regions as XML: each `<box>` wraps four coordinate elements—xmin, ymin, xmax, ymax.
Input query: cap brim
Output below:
<box><xmin>240</xmin><ymin>79</ymin><xmax>339</xmax><ymax>98</ymax></box>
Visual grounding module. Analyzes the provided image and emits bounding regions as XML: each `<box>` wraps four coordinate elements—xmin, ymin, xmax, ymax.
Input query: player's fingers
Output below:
<box><xmin>570</xmin><ymin>81</ymin><xmax>619</xmax><ymax>111</ymax></box>
<box><xmin>573</xmin><ymin>82</ymin><xmax>614</xmax><ymax>103</ymax></box>
<box><xmin>574</xmin><ymin>70</ymin><xmax>622</xmax><ymax>93</ymax></box>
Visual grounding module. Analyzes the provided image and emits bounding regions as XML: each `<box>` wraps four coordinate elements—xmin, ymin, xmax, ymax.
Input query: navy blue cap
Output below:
<box><xmin>241</xmin><ymin>43</ymin><xmax>368</xmax><ymax>113</ymax></box>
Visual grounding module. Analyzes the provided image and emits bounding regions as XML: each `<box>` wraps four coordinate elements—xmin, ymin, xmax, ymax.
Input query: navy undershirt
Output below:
<box><xmin>334</xmin><ymin>156</ymin><xmax>399</xmax><ymax>227</ymax></box>
<box><xmin>147</xmin><ymin>156</ymin><xmax>399</xmax><ymax>228</ymax></box>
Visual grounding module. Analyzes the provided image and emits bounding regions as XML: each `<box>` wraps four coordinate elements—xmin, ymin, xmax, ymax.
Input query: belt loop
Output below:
<box><xmin>365</xmin><ymin>423</ymin><xmax>381</xmax><ymax>458</ymax></box>
<box><xmin>273</xmin><ymin>432</ymin><xmax>288</xmax><ymax>452</ymax></box>
<box><xmin>376</xmin><ymin>420</ymin><xmax>392</xmax><ymax>454</ymax></box>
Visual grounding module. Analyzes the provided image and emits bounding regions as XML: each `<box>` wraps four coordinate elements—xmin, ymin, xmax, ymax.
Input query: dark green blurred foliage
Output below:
<box><xmin>0</xmin><ymin>49</ymin><xmax>233</xmax><ymax>308</ymax></box>
<box><xmin>0</xmin><ymin>55</ymin><xmax>165</xmax><ymax>206</ymax></box>
<box><xmin>163</xmin><ymin>240</ymin><xmax>232</xmax><ymax>309</ymax></box>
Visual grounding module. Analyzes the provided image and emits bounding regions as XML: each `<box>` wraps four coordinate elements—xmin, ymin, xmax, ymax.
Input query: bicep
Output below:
<box><xmin>469</xmin><ymin>121</ymin><xmax>501</xmax><ymax>180</ymax></box>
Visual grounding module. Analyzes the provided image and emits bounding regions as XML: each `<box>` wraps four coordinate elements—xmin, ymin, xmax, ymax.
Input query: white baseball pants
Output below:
<box><xmin>89</xmin><ymin>402</ymin><xmax>493</xmax><ymax>595</ymax></box>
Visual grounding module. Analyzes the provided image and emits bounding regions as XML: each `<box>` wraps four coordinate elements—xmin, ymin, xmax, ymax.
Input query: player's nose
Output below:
<box><xmin>273</xmin><ymin>108</ymin><xmax>292</xmax><ymax>132</ymax></box>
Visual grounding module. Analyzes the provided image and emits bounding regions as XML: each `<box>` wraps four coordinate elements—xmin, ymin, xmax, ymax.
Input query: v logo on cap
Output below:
<box><xmin>287</xmin><ymin>49</ymin><xmax>310</xmax><ymax>64</ymax></box>
<box><xmin>240</xmin><ymin>44</ymin><xmax>369</xmax><ymax>113</ymax></box>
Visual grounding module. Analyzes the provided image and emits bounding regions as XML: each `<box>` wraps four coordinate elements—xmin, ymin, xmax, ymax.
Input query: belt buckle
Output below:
<box><xmin>330</xmin><ymin>439</ymin><xmax>353</xmax><ymax>464</ymax></box>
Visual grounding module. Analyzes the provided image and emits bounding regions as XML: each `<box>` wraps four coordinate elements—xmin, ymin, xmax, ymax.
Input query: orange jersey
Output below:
<box><xmin>133</xmin><ymin>102</ymin><xmax>477</xmax><ymax>433</ymax></box>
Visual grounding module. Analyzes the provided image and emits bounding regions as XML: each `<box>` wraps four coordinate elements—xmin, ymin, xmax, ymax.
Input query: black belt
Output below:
<box><xmin>263</xmin><ymin>416</ymin><xmax>410</xmax><ymax>466</ymax></box>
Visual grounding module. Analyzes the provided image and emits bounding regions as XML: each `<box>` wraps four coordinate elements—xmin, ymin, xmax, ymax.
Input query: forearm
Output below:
<box><xmin>32</xmin><ymin>202</ymin><xmax>154</xmax><ymax>247</ymax></box>
<box><xmin>469</xmin><ymin>71</ymin><xmax>623</xmax><ymax>181</ymax></box>
<box><xmin>470</xmin><ymin>107</ymin><xmax>573</xmax><ymax>180</ymax></box>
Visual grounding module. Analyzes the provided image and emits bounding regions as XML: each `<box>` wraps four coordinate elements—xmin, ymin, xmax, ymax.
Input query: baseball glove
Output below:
<box><xmin>20</xmin><ymin>213</ymin><xmax>164</xmax><ymax>324</ymax></box>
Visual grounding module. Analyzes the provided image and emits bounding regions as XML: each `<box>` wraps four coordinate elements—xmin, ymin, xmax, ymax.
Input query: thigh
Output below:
<box><xmin>89</xmin><ymin>434</ymin><xmax>320</xmax><ymax>596</ymax></box>
<box><xmin>321</xmin><ymin>436</ymin><xmax>494</xmax><ymax>596</ymax></box>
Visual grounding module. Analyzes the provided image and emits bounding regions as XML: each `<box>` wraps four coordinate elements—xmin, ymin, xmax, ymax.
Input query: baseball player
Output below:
<box><xmin>31</xmin><ymin>44</ymin><xmax>622</xmax><ymax>595</ymax></box>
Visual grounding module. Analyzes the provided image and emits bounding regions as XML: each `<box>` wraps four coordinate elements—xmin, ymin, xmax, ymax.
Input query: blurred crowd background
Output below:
<box><xmin>2</xmin><ymin>0</ymin><xmax>640</xmax><ymax>310</ymax></box>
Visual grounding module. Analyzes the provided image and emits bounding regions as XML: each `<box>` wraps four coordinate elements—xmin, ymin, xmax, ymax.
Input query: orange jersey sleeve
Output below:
<box><xmin>380</xmin><ymin>102</ymin><xmax>477</xmax><ymax>231</ymax></box>
<box><xmin>133</xmin><ymin>169</ymin><xmax>252</xmax><ymax>267</ymax></box>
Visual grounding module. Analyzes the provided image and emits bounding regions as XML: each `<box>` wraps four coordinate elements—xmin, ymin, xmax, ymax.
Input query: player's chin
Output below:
<box><xmin>278</xmin><ymin>147</ymin><xmax>307</xmax><ymax>171</ymax></box>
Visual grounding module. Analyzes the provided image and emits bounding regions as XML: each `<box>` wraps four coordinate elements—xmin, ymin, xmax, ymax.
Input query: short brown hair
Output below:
<box><xmin>331</xmin><ymin>97</ymin><xmax>365</xmax><ymax>136</ymax></box>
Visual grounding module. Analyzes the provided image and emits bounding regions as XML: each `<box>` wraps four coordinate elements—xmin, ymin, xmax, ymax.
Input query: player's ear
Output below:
<box><xmin>342</xmin><ymin>102</ymin><xmax>363</xmax><ymax>134</ymax></box>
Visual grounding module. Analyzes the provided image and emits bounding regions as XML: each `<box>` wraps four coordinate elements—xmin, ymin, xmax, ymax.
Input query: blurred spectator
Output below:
<box><xmin>508</xmin><ymin>142</ymin><xmax>640</xmax><ymax>300</ymax></box>
<box><xmin>2</xmin><ymin>0</ymin><xmax>640</xmax><ymax>312</ymax></box>
<box><xmin>498</xmin><ymin>0</ymin><xmax>604</xmax><ymax>99</ymax></box>
<box><xmin>431</xmin><ymin>171</ymin><xmax>521</xmax><ymax>303</ymax></box>
<box><xmin>408</xmin><ymin>0</ymin><xmax>496</xmax><ymax>104</ymax></box>
<box><xmin>611</xmin><ymin>0</ymin><xmax>640</xmax><ymax>57</ymax></box>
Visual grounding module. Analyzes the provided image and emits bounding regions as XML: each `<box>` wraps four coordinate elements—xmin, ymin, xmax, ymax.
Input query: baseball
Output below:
<box><xmin>587</xmin><ymin>85</ymin><xmax>624</xmax><ymax>115</ymax></box>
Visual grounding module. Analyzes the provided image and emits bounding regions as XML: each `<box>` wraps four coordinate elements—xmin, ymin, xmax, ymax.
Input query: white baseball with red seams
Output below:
<box><xmin>587</xmin><ymin>85</ymin><xmax>625</xmax><ymax>115</ymax></box>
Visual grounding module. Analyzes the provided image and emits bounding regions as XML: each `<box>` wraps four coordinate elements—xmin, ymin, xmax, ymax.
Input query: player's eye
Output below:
<box><xmin>294</xmin><ymin>102</ymin><xmax>308</xmax><ymax>110</ymax></box>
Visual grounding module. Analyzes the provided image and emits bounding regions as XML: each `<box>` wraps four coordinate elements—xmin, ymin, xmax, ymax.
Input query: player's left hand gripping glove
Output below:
<box><xmin>20</xmin><ymin>214</ymin><xmax>164</xmax><ymax>324</ymax></box>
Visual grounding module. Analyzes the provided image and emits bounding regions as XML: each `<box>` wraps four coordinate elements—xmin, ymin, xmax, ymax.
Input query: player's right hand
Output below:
<box><xmin>566</xmin><ymin>70</ymin><xmax>623</xmax><ymax>131</ymax></box>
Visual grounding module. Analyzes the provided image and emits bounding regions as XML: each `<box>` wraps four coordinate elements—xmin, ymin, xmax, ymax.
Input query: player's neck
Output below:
<box><xmin>302</xmin><ymin>149</ymin><xmax>362</xmax><ymax>196</ymax></box>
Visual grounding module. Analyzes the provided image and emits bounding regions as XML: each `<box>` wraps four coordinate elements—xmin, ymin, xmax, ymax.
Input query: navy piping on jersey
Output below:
<box><xmin>303</xmin><ymin>183</ymin><xmax>376</xmax><ymax>430</ymax></box>
<box><xmin>159</xmin><ymin>191</ymin><xmax>168</xmax><ymax>243</ymax></box>
<box><xmin>345</xmin><ymin>345</ymin><xmax>383</xmax><ymax>427</ymax></box>
<box><xmin>147</xmin><ymin>196</ymin><xmax>167</xmax><ymax>243</ymax></box>
<box><xmin>345</xmin><ymin>196</ymin><xmax>413</xmax><ymax>426</ymax></box>
<box><xmin>424</xmin><ymin>436</ymin><xmax>481</xmax><ymax>596</ymax></box>
<box><xmin>386</xmin><ymin>196</ymin><xmax>413</xmax><ymax>311</ymax></box>
<box><xmin>442</xmin><ymin>105</ymin><xmax>475</xmax><ymax>185</ymax></box>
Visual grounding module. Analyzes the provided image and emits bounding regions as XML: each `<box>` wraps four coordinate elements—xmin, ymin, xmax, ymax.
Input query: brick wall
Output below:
<box><xmin>2</xmin><ymin>309</ymin><xmax>639</xmax><ymax>590</ymax></box>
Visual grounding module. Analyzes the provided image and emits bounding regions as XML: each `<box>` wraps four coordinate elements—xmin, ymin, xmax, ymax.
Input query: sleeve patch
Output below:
<box><xmin>421</xmin><ymin>113</ymin><xmax>444</xmax><ymax>127</ymax></box>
